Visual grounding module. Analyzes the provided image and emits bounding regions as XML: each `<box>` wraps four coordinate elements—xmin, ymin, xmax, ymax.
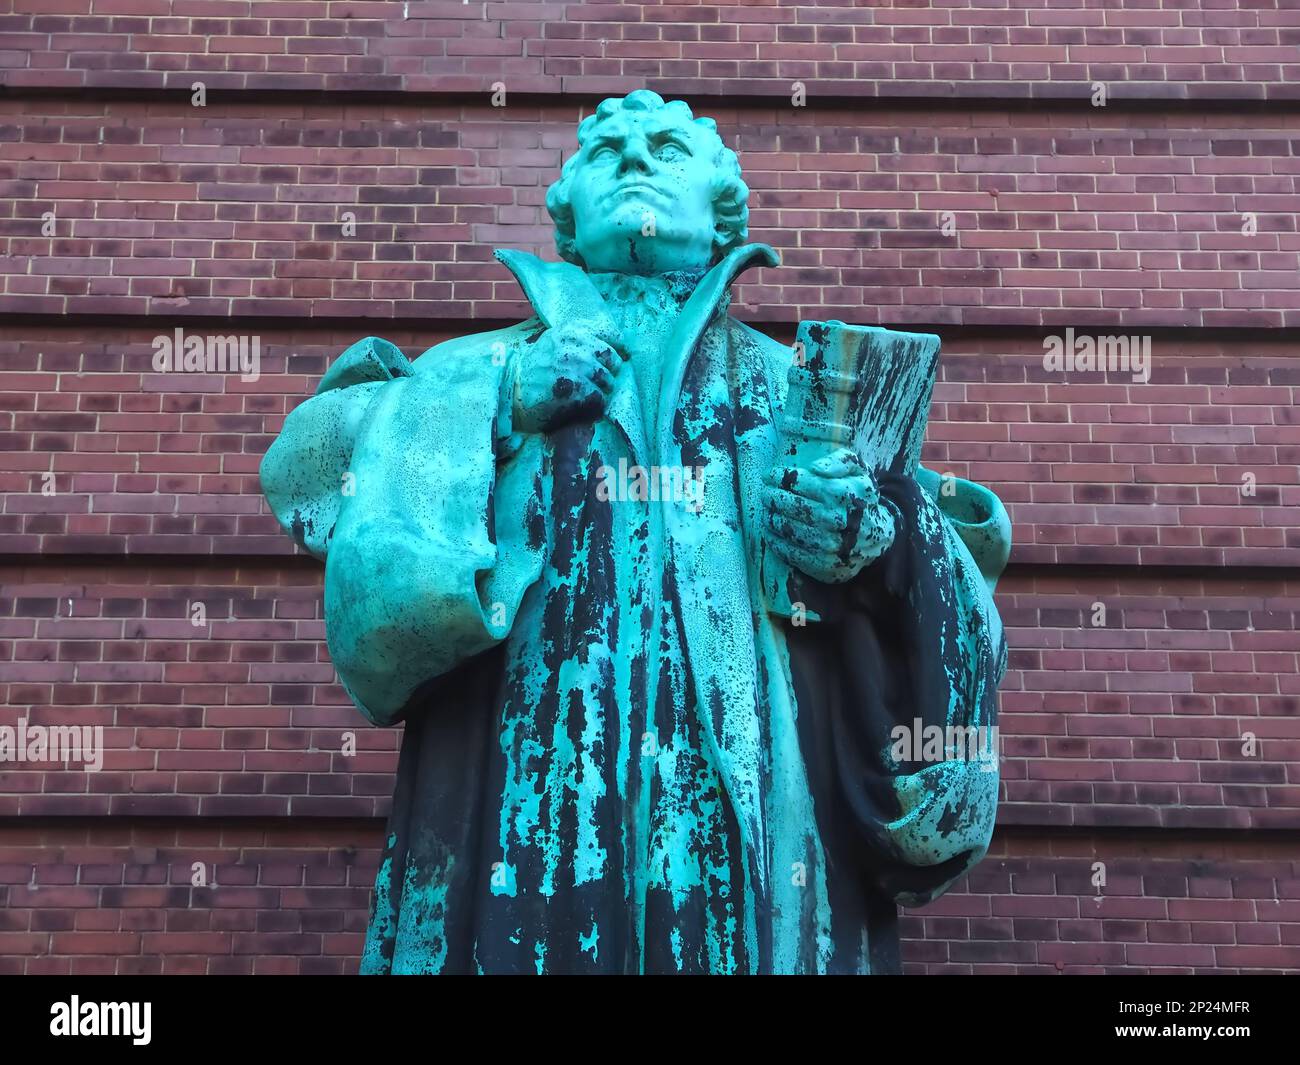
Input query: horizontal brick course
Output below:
<box><xmin>916</xmin><ymin>835</ymin><xmax>1300</xmax><ymax>973</ymax></box>
<box><xmin>2</xmin><ymin>328</ymin><xmax>1296</xmax><ymax>567</ymax></box>
<box><xmin>1</xmin><ymin>0</ymin><xmax>1297</xmax><ymax>101</ymax></box>
<box><xmin>1</xmin><ymin>822</ymin><xmax>1294</xmax><ymax>974</ymax></box>
<box><xmin>1</xmin><ymin>563</ymin><xmax>1297</xmax><ymax>829</ymax></box>
<box><xmin>2</xmin><ymin>102</ymin><xmax>1299</xmax><ymax>328</ymax></box>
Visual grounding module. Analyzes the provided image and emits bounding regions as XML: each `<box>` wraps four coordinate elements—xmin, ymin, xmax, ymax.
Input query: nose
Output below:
<box><xmin>617</xmin><ymin>135</ymin><xmax>653</xmax><ymax>175</ymax></box>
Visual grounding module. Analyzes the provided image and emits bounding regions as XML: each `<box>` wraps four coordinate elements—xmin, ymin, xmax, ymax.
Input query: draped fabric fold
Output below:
<box><xmin>791</xmin><ymin>475</ymin><xmax>1004</xmax><ymax>912</ymax></box>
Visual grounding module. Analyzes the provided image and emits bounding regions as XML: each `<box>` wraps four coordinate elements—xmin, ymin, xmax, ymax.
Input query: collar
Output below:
<box><xmin>495</xmin><ymin>244</ymin><xmax>780</xmax><ymax>460</ymax></box>
<box><xmin>494</xmin><ymin>244</ymin><xmax>778</xmax><ymax>343</ymax></box>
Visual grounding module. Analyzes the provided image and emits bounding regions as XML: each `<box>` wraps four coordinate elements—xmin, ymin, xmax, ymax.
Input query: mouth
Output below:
<box><xmin>611</xmin><ymin>181</ymin><xmax>663</xmax><ymax>199</ymax></box>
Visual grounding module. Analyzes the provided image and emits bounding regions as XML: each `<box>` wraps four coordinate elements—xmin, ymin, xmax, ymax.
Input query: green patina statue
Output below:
<box><xmin>260</xmin><ymin>91</ymin><xmax>1012</xmax><ymax>974</ymax></box>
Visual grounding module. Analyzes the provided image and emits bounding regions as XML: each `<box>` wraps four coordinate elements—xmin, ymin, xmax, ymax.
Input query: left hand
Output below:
<box><xmin>762</xmin><ymin>446</ymin><xmax>898</xmax><ymax>584</ymax></box>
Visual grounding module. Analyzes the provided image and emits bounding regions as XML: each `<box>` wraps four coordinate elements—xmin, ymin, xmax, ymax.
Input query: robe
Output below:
<box><xmin>259</xmin><ymin>243</ymin><xmax>1012</xmax><ymax>974</ymax></box>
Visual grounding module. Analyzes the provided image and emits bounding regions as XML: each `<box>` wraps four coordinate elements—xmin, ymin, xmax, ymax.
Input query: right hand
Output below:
<box><xmin>512</xmin><ymin>324</ymin><xmax>625</xmax><ymax>434</ymax></box>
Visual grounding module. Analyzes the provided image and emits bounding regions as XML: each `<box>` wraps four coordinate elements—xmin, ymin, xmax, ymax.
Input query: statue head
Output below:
<box><xmin>546</xmin><ymin>90</ymin><xmax>750</xmax><ymax>276</ymax></box>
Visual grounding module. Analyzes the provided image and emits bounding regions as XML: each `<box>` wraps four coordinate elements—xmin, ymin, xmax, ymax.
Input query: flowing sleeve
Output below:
<box><xmin>830</xmin><ymin>472</ymin><xmax>1010</xmax><ymax>907</ymax></box>
<box><xmin>260</xmin><ymin>331</ymin><xmax>547</xmax><ymax>727</ymax></box>
<box><xmin>260</xmin><ymin>336</ymin><xmax>415</xmax><ymax>560</ymax></box>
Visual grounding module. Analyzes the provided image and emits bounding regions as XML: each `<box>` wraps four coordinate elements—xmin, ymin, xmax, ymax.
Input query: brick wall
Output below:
<box><xmin>5</xmin><ymin>0</ymin><xmax>1298</xmax><ymax>100</ymax></box>
<box><xmin>2</xmin><ymin>826</ymin><xmax>1296</xmax><ymax>974</ymax></box>
<box><xmin>1</xmin><ymin>0</ymin><xmax>1297</xmax><ymax>974</ymax></box>
<box><xmin>3</xmin><ymin>103</ymin><xmax>1299</xmax><ymax>328</ymax></box>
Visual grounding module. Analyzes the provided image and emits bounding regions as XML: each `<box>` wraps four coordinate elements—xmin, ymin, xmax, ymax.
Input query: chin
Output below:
<box><xmin>577</xmin><ymin>228</ymin><xmax>654</xmax><ymax>274</ymax></box>
<box><xmin>576</xmin><ymin>218</ymin><xmax>711</xmax><ymax>275</ymax></box>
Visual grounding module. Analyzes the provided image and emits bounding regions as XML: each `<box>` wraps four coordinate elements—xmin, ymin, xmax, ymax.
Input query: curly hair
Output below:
<box><xmin>545</xmin><ymin>90</ymin><xmax>750</xmax><ymax>269</ymax></box>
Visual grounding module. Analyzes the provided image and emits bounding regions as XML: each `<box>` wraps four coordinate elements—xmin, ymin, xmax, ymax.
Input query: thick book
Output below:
<box><xmin>763</xmin><ymin>320</ymin><xmax>942</xmax><ymax>618</ymax></box>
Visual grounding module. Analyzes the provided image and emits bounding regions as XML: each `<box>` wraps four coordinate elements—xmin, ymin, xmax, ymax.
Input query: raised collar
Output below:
<box><xmin>495</xmin><ymin>244</ymin><xmax>780</xmax><ymax>463</ymax></box>
<box><xmin>494</xmin><ymin>243</ymin><xmax>779</xmax><ymax>343</ymax></box>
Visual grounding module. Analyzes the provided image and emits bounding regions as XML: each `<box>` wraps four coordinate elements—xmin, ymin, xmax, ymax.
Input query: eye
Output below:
<box><xmin>591</xmin><ymin>145</ymin><xmax>618</xmax><ymax>160</ymax></box>
<box><xmin>654</xmin><ymin>141</ymin><xmax>687</xmax><ymax>161</ymax></box>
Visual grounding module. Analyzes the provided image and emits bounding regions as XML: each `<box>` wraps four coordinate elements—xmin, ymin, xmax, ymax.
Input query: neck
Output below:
<box><xmin>587</xmin><ymin>268</ymin><xmax>708</xmax><ymax>310</ymax></box>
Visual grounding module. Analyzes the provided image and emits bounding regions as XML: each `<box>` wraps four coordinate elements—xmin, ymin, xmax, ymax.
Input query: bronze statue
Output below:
<box><xmin>261</xmin><ymin>91</ymin><xmax>1011</xmax><ymax>974</ymax></box>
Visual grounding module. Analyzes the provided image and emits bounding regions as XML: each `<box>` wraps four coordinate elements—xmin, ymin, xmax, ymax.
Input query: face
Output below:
<box><xmin>567</xmin><ymin>110</ymin><xmax>719</xmax><ymax>276</ymax></box>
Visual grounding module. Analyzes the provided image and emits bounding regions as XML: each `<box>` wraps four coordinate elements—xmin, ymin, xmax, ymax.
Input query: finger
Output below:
<box><xmin>807</xmin><ymin>464</ymin><xmax>879</xmax><ymax>507</ymax></box>
<box><xmin>764</xmin><ymin>464</ymin><xmax>802</xmax><ymax>491</ymax></box>
<box><xmin>555</xmin><ymin>327</ymin><xmax>628</xmax><ymax>368</ymax></box>
<box><xmin>605</xmin><ymin>333</ymin><xmax>630</xmax><ymax>362</ymax></box>
<box><xmin>765</xmin><ymin>464</ymin><xmax>823</xmax><ymax>492</ymax></box>
<box><xmin>766</xmin><ymin>459</ymin><xmax>867</xmax><ymax>489</ymax></box>
<box><xmin>768</xmin><ymin>512</ymin><xmax>840</xmax><ymax>555</ymax></box>
<box><xmin>774</xmin><ymin>497</ymin><xmax>895</xmax><ymax>554</ymax></box>
<box><xmin>564</xmin><ymin>353</ymin><xmax>615</xmax><ymax>394</ymax></box>
<box><xmin>767</xmin><ymin>467</ymin><xmax>875</xmax><ymax>509</ymax></box>
<box><xmin>769</xmin><ymin>512</ymin><xmax>816</xmax><ymax>550</ymax></box>
<box><xmin>859</xmin><ymin>501</ymin><xmax>898</xmax><ymax>552</ymax></box>
<box><xmin>766</xmin><ymin>487</ymin><xmax>826</xmax><ymax>528</ymax></box>
<box><xmin>585</xmin><ymin>362</ymin><xmax>615</xmax><ymax>395</ymax></box>
<box><xmin>573</xmin><ymin>373</ymin><xmax>609</xmax><ymax>405</ymax></box>
<box><xmin>591</xmin><ymin>343</ymin><xmax>622</xmax><ymax>376</ymax></box>
<box><xmin>552</xmin><ymin>371</ymin><xmax>608</xmax><ymax>400</ymax></box>
<box><xmin>808</xmin><ymin>447</ymin><xmax>869</xmax><ymax>480</ymax></box>
<box><xmin>766</xmin><ymin>533</ymin><xmax>841</xmax><ymax>585</ymax></box>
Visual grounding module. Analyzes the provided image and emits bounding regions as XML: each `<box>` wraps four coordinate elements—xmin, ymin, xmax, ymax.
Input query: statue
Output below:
<box><xmin>260</xmin><ymin>91</ymin><xmax>1012</xmax><ymax>974</ymax></box>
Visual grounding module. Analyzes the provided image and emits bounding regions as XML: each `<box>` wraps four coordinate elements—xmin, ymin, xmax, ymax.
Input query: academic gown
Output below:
<box><xmin>259</xmin><ymin>243</ymin><xmax>1012</xmax><ymax>974</ymax></box>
